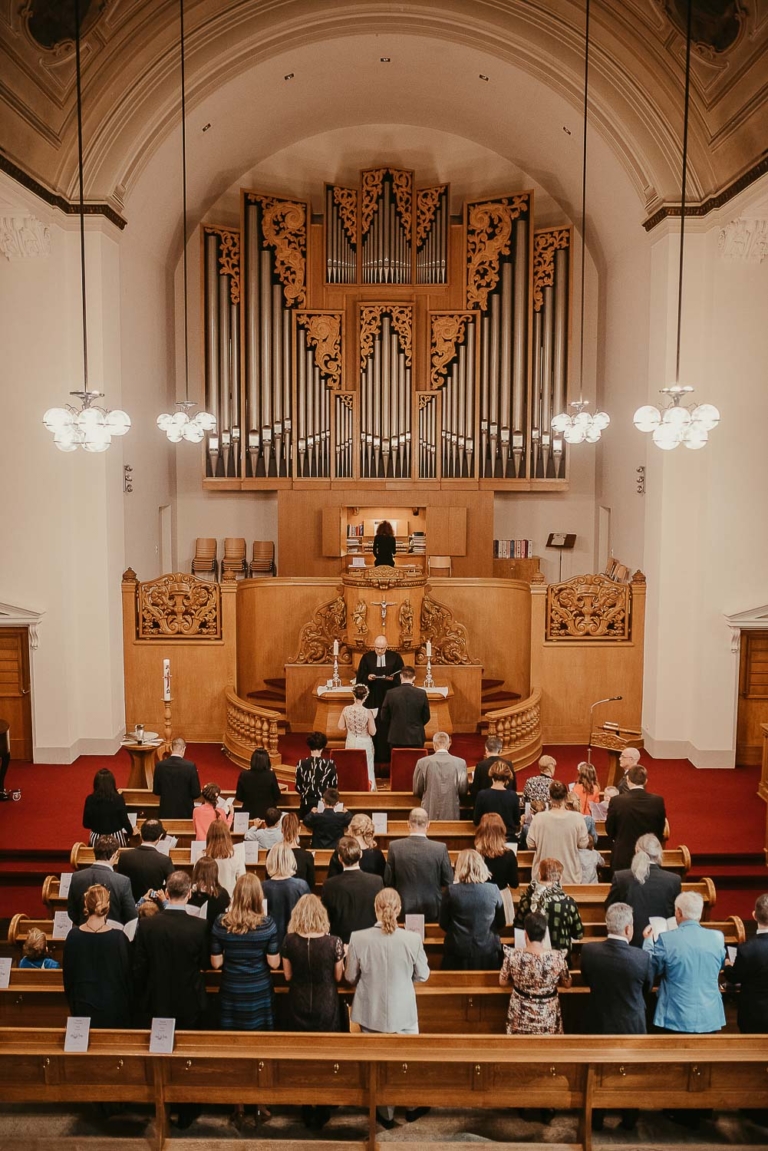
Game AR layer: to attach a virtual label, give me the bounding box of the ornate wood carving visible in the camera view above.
[418,594,478,665]
[418,393,435,410]
[546,574,632,641]
[360,169,386,237]
[390,169,412,236]
[430,312,472,390]
[294,594,352,664]
[533,228,570,312]
[333,186,358,244]
[296,312,343,389]
[343,565,423,590]
[338,393,353,410]
[359,305,413,368]
[398,599,414,648]
[249,195,307,307]
[137,573,221,640]
[204,226,241,305]
[466,195,529,311]
[352,599,369,645]
[416,186,447,248]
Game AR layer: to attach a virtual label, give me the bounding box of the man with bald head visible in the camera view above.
[616,746,641,793]
[355,634,404,764]
[384,807,453,919]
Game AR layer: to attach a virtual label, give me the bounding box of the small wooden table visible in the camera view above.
[122,740,162,789]
[313,683,453,746]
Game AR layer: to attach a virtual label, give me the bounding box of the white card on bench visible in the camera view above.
[514,928,526,950]
[0,958,11,989]
[190,840,206,864]
[64,1017,91,1053]
[128,812,138,829]
[53,911,73,939]
[233,811,250,835]
[244,842,259,864]
[372,813,388,835]
[149,1017,175,1054]
[58,873,73,897]
[404,914,425,940]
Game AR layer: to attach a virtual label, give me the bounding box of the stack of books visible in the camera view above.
[410,531,426,554]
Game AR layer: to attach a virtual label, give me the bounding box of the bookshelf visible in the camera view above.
[322,505,428,568]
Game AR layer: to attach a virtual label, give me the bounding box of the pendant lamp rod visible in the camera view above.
[74,0,89,393]
[577,0,590,405]
[674,0,693,385]
[179,0,190,403]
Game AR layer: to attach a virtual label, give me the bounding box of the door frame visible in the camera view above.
[0,601,44,762]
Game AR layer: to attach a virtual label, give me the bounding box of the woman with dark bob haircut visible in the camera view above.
[82,767,133,847]
[294,732,337,818]
[235,746,282,820]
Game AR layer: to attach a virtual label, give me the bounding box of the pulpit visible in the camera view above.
[589,723,643,789]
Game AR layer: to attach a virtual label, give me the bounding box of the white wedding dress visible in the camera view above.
[341,703,376,791]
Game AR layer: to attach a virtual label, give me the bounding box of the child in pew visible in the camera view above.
[19,927,60,969]
[244,807,284,850]
[577,833,605,885]
[303,789,353,849]
[518,798,545,850]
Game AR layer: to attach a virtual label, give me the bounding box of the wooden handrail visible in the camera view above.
[223,685,281,765]
[483,687,543,766]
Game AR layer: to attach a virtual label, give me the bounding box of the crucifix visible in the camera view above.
[372,598,397,626]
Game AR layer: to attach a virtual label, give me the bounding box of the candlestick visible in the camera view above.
[331,653,342,689]
[424,655,435,690]
[163,697,173,755]
[426,640,432,658]
[163,659,171,702]
[333,639,339,657]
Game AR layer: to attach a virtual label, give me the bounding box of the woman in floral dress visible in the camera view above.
[500,910,571,1034]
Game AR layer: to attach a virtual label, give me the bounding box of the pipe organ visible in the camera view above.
[200,166,572,490]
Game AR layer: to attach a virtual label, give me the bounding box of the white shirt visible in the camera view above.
[377,654,385,667]
[607,933,629,944]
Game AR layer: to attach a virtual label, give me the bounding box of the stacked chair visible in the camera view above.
[191,538,218,581]
[249,540,276,577]
[221,537,247,579]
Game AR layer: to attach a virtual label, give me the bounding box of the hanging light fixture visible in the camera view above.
[633,0,719,451]
[551,0,610,446]
[157,0,216,443]
[43,0,130,452]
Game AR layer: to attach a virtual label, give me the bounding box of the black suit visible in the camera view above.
[469,755,517,800]
[153,755,201,819]
[727,932,768,1032]
[67,863,137,926]
[605,865,681,946]
[132,907,209,1028]
[116,843,175,902]
[380,683,430,750]
[580,937,653,1033]
[605,788,666,873]
[321,868,384,943]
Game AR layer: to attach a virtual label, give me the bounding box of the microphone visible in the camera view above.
[590,696,622,708]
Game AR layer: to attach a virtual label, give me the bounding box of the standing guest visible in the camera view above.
[642,891,726,1033]
[413,732,468,820]
[354,635,404,764]
[724,893,768,1033]
[606,765,667,873]
[474,813,519,892]
[322,836,383,943]
[327,813,386,879]
[189,855,230,927]
[616,747,642,794]
[514,857,584,956]
[153,737,201,819]
[473,761,520,839]
[380,666,430,756]
[372,519,397,566]
[605,833,681,946]
[303,788,352,849]
[581,902,653,1032]
[470,735,516,799]
[67,836,137,927]
[20,927,59,969]
[235,747,282,820]
[522,754,558,807]
[281,894,346,1130]
[82,767,133,847]
[244,807,283,851]
[440,849,505,970]
[527,780,589,884]
[192,782,233,841]
[261,843,310,945]
[116,819,174,902]
[571,762,601,815]
[63,884,132,1028]
[578,834,605,885]
[277,812,315,888]
[345,888,430,1128]
[338,684,377,791]
[384,807,453,920]
[294,732,338,818]
[206,820,246,897]
[500,910,571,1034]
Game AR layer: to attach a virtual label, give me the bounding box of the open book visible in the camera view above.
[648,916,677,941]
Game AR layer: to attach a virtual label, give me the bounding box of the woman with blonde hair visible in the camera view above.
[276,811,315,887]
[63,884,132,1027]
[327,812,385,879]
[439,848,505,970]
[210,873,280,1031]
[571,761,601,816]
[20,927,59,969]
[192,782,233,841]
[262,842,310,945]
[205,819,245,896]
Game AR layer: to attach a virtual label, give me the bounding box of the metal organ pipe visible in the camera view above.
[499,259,513,477]
[245,206,259,474]
[259,249,273,475]
[218,271,231,469]
[553,246,567,423]
[541,287,554,477]
[480,314,490,476]
[205,233,220,436]
[466,321,476,477]
[532,310,543,477]
[512,220,527,476]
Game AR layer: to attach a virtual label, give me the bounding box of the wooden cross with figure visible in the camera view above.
[372,598,397,625]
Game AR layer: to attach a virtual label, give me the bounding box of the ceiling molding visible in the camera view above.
[0,151,127,229]
[642,149,768,231]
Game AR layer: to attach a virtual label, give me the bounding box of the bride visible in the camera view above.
[338,684,377,792]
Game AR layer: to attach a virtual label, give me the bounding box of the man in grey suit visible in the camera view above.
[384,807,453,919]
[67,835,137,926]
[413,732,468,820]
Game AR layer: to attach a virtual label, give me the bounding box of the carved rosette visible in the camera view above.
[416,186,447,249]
[398,599,414,648]
[296,312,343,389]
[333,186,358,245]
[418,594,478,665]
[360,169,386,236]
[137,573,221,639]
[293,595,352,664]
[430,312,472,390]
[359,305,413,369]
[546,574,631,641]
[466,195,529,311]
[204,226,241,305]
[250,195,307,307]
[533,228,570,312]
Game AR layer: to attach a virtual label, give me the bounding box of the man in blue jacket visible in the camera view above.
[642,890,725,1033]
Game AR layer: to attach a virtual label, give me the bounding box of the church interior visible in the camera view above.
[2,0,768,1146]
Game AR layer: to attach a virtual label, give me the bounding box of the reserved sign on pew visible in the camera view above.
[64,1017,90,1053]
[149,1018,175,1054]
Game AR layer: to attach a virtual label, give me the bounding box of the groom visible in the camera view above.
[355,635,404,764]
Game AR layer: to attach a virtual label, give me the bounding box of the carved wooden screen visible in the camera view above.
[136,573,222,640]
[545,574,631,642]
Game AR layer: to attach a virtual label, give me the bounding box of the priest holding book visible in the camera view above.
[355,636,404,764]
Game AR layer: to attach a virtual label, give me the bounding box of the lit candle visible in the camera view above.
[333,640,339,657]
[426,640,432,658]
[163,659,171,702]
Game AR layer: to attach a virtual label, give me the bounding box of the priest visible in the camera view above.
[355,635,404,765]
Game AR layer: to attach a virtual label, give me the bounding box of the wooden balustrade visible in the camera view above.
[483,687,542,766]
[223,685,282,766]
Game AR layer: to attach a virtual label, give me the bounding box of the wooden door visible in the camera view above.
[0,627,33,761]
[737,631,768,765]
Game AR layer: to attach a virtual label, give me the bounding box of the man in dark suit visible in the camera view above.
[67,835,137,926]
[384,807,453,919]
[322,836,383,942]
[605,832,681,945]
[380,666,430,756]
[116,819,174,901]
[356,636,405,763]
[153,736,201,819]
[605,765,666,872]
[469,734,517,799]
[725,892,768,1032]
[616,747,641,794]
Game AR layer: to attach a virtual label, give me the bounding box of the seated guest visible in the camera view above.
[581,902,652,1033]
[244,806,283,850]
[413,731,468,821]
[153,736,201,819]
[605,833,681,946]
[473,760,520,839]
[724,893,768,1033]
[474,812,519,892]
[327,813,386,880]
[514,857,584,956]
[518,797,545,850]
[235,747,282,820]
[116,818,174,901]
[322,836,383,943]
[522,754,558,807]
[303,788,352,849]
[606,764,666,872]
[384,807,453,920]
[189,855,230,927]
[500,910,571,1034]
[295,732,337,818]
[570,761,601,815]
[527,781,589,884]
[206,820,246,897]
[276,811,315,888]
[439,849,505,970]
[20,927,59,970]
[565,788,598,845]
[261,842,310,945]
[82,767,133,847]
[578,834,605,885]
[642,891,726,1033]
[470,734,516,799]
[192,782,233,841]
[63,884,132,1028]
[67,835,137,927]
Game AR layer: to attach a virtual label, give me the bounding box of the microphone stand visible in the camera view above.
[586,696,622,765]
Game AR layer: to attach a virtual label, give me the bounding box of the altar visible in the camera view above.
[313,682,453,746]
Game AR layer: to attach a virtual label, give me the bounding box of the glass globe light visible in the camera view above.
[574,410,591,427]
[182,422,204,443]
[652,423,682,450]
[105,410,131,436]
[683,426,708,450]
[551,413,570,433]
[633,405,661,432]
[53,426,78,452]
[167,427,184,443]
[43,407,74,431]
[195,411,217,431]
[592,411,611,430]
[78,407,105,429]
[585,425,602,443]
[691,403,719,431]
[663,405,691,428]
[563,423,586,444]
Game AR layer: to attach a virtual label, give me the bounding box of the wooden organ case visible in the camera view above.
[200,168,572,491]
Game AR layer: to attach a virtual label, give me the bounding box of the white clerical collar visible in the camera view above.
[377,654,386,666]
[607,933,629,944]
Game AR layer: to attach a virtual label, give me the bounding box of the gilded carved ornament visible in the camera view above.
[418,594,478,665]
[360,168,412,238]
[343,565,423,590]
[418,393,436,411]
[466,195,529,312]
[352,600,369,642]
[359,305,413,369]
[293,595,352,664]
[390,169,413,237]
[416,186,447,248]
[137,573,221,639]
[398,599,414,648]
[249,195,307,308]
[333,186,358,244]
[204,226,241,305]
[546,573,631,641]
[430,313,473,390]
[296,312,343,390]
[532,228,570,313]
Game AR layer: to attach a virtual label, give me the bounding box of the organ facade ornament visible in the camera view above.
[718,218,768,263]
[248,194,307,307]
[204,226,241,303]
[465,195,529,311]
[136,573,221,639]
[296,311,343,390]
[429,312,472,390]
[332,186,358,243]
[533,228,570,312]
[293,594,351,664]
[0,214,50,260]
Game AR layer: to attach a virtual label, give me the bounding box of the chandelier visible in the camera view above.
[157,401,216,443]
[552,400,610,444]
